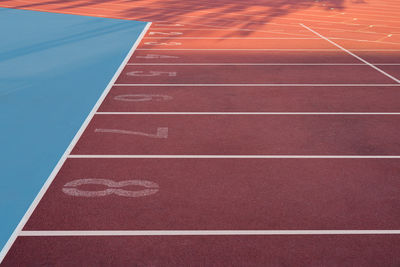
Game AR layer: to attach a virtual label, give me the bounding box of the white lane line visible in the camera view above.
[329,37,400,46]
[149,27,312,34]
[137,49,400,51]
[0,22,153,264]
[68,155,400,159]
[137,49,342,51]
[300,24,400,84]
[144,37,322,39]
[19,230,400,236]
[148,28,314,36]
[113,84,400,87]
[150,21,315,37]
[96,112,400,115]
[127,63,400,66]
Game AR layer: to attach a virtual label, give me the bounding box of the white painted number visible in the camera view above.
[95,127,168,138]
[114,94,172,102]
[127,71,177,77]
[63,179,159,197]
[136,54,179,59]
[149,32,182,36]
[144,42,181,46]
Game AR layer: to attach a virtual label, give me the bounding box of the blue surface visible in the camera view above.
[0,8,146,250]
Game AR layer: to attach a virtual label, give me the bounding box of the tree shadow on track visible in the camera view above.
[122,0,350,35]
[1,0,369,36]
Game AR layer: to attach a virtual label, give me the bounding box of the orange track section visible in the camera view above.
[2,0,400,44]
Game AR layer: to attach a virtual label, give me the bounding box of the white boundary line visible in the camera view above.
[144,37,400,45]
[144,37,322,39]
[148,28,314,37]
[150,21,314,37]
[68,155,400,159]
[19,230,400,236]
[300,24,400,84]
[113,84,400,87]
[0,22,152,264]
[137,49,342,51]
[136,49,400,51]
[127,63,400,66]
[96,112,400,115]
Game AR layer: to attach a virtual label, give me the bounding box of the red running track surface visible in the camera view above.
[100,86,400,112]
[4,235,400,266]
[116,64,394,84]
[22,158,400,230]
[72,114,400,155]
[2,0,400,265]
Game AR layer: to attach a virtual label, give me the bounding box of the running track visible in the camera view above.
[2,0,400,265]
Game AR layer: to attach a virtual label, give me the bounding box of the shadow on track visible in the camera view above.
[3,0,369,36]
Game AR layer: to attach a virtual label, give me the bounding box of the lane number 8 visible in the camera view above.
[62,179,159,197]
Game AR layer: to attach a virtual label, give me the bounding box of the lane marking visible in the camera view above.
[114,94,172,102]
[135,54,180,59]
[127,63,400,66]
[149,32,183,36]
[126,71,177,77]
[300,24,400,84]
[63,179,159,198]
[95,127,168,138]
[144,37,322,39]
[137,49,400,51]
[18,230,400,236]
[154,24,185,27]
[143,42,182,46]
[148,27,399,37]
[68,155,400,159]
[149,28,314,36]
[152,20,319,37]
[143,36,400,46]
[137,49,343,51]
[96,112,400,115]
[0,22,153,265]
[114,84,400,87]
[150,22,314,37]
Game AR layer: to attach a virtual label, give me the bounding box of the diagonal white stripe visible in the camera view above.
[300,24,400,84]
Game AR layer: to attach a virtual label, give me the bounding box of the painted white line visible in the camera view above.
[68,155,400,159]
[144,37,322,39]
[96,112,400,115]
[300,24,400,84]
[0,22,153,264]
[137,49,342,51]
[19,230,400,236]
[328,37,400,46]
[148,28,313,36]
[137,49,400,51]
[127,63,400,66]
[113,84,400,87]
[150,22,314,37]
